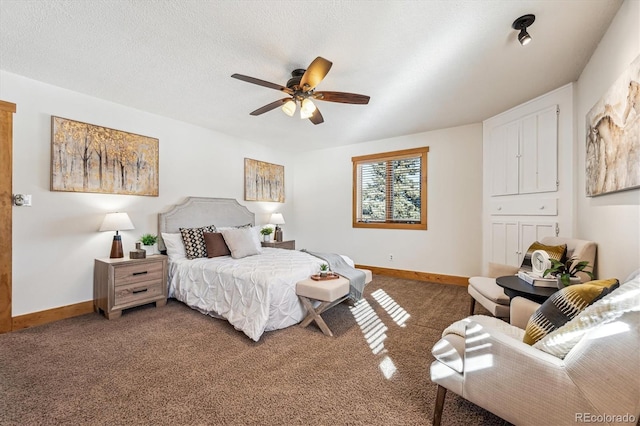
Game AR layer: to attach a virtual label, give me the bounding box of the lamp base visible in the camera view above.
[109,235,124,258]
[274,226,283,242]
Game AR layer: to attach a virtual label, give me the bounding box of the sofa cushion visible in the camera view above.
[468,277,510,304]
[523,279,620,345]
[534,276,640,358]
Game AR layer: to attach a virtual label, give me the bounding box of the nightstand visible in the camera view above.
[261,240,295,250]
[94,255,168,319]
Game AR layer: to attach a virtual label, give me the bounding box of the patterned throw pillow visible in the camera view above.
[523,278,620,345]
[203,232,231,258]
[179,225,216,259]
[520,241,567,272]
[534,277,640,358]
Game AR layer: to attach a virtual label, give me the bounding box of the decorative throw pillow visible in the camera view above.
[161,232,187,261]
[534,276,639,358]
[203,232,231,258]
[179,225,216,259]
[523,278,620,345]
[520,241,567,272]
[220,227,262,259]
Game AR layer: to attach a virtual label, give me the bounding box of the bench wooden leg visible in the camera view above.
[299,296,334,337]
[469,296,476,316]
[433,384,447,426]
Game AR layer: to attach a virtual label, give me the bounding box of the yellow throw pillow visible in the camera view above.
[523,279,620,345]
[520,241,567,272]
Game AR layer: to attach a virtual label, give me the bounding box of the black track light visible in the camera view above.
[512,14,535,46]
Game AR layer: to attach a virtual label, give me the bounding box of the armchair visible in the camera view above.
[468,237,597,319]
[430,273,639,426]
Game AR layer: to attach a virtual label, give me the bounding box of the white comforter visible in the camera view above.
[168,248,353,341]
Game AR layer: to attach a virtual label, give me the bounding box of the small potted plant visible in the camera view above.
[319,263,330,278]
[543,256,594,288]
[140,233,158,255]
[260,226,274,242]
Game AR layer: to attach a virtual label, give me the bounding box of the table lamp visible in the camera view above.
[99,212,135,258]
[270,213,285,242]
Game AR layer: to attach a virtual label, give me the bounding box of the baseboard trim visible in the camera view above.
[355,264,468,287]
[12,301,94,331]
[8,266,467,331]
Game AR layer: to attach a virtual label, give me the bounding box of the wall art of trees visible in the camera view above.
[51,117,159,196]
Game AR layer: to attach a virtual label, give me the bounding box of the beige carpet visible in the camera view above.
[0,275,511,425]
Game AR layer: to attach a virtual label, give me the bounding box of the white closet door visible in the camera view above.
[490,122,519,196]
[519,105,558,194]
[490,221,519,266]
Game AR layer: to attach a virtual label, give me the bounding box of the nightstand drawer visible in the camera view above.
[114,281,164,307]
[114,261,164,286]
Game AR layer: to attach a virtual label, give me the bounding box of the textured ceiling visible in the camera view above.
[0,0,622,152]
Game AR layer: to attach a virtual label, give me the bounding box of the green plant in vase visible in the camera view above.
[260,227,274,242]
[140,233,158,254]
[319,263,329,277]
[543,256,594,287]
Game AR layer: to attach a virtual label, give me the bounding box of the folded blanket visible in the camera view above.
[302,250,367,301]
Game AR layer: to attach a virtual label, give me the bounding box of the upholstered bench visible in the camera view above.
[296,269,372,337]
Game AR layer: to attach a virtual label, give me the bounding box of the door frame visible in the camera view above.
[0,100,16,333]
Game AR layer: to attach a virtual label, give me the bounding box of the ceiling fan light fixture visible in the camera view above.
[281,99,296,116]
[301,98,316,114]
[512,14,535,46]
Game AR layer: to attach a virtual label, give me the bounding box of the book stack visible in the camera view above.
[517,270,557,288]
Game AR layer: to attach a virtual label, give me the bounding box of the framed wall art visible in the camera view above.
[244,158,284,202]
[585,55,640,197]
[51,116,159,196]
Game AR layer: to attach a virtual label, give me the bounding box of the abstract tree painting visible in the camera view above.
[51,117,159,196]
[586,55,640,196]
[244,158,284,202]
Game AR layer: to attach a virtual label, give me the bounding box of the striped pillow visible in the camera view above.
[523,279,619,345]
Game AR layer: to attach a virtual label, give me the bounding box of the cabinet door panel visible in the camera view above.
[490,123,519,196]
[490,221,519,266]
[535,106,558,192]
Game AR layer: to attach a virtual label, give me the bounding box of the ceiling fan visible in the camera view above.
[231,57,370,125]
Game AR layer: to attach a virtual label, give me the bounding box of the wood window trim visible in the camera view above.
[352,146,428,230]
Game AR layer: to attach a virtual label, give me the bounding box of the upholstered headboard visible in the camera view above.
[157,197,255,252]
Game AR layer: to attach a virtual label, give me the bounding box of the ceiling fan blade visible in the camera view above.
[308,107,324,125]
[314,91,370,104]
[249,98,290,116]
[300,57,332,92]
[231,74,293,95]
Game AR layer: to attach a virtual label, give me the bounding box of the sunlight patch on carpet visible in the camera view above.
[371,289,411,327]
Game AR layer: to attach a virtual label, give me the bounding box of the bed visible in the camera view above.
[158,197,360,341]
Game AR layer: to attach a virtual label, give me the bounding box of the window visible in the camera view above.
[352,147,428,230]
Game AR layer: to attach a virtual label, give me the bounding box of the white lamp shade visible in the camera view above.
[269,213,285,225]
[99,212,135,232]
[281,100,296,117]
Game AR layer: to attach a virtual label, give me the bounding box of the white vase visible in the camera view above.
[263,234,271,242]
[144,243,157,255]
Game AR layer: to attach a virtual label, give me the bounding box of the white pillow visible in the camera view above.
[220,227,263,259]
[161,232,187,261]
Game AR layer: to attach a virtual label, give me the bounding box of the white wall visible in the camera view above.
[2,71,296,316]
[291,124,483,277]
[575,0,640,280]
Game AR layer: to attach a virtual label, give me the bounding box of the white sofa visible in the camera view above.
[431,271,640,426]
